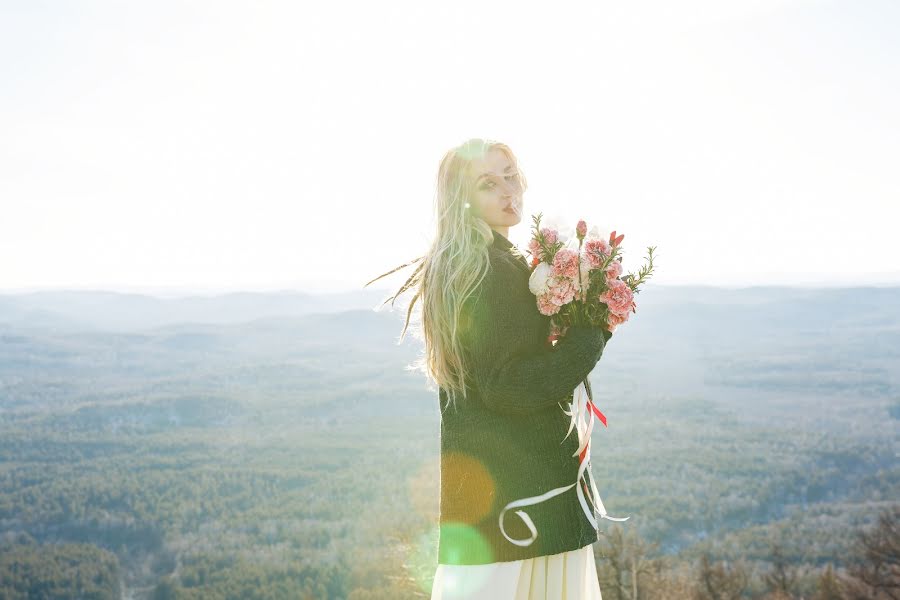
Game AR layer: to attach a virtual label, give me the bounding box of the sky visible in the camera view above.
[1,0,897,296]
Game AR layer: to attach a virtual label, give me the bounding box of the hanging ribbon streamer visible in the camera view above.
[498,379,629,547]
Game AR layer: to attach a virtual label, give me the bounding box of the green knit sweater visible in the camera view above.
[437,228,613,565]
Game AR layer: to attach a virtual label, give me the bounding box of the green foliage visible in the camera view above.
[0,540,121,599]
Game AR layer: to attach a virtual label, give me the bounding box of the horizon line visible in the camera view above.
[2,276,900,299]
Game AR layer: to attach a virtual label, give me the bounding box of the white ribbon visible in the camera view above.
[498,379,630,547]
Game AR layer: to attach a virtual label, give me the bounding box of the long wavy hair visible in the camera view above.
[364,138,528,413]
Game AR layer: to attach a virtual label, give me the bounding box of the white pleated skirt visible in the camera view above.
[430,542,602,600]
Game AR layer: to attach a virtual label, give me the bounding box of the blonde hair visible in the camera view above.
[364,138,528,413]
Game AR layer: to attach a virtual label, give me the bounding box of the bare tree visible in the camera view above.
[811,564,846,600]
[763,542,799,598]
[840,504,900,600]
[641,556,699,600]
[694,553,750,600]
[595,524,662,600]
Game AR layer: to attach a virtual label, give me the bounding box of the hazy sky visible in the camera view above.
[1,0,897,295]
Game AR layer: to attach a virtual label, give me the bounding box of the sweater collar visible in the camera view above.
[491,229,531,272]
[491,228,514,251]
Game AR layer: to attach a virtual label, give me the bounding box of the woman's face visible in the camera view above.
[468,148,523,231]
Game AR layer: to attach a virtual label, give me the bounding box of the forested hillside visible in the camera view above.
[0,286,897,598]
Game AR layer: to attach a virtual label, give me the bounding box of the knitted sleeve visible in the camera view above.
[465,252,610,416]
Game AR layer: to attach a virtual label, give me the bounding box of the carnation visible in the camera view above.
[571,257,591,301]
[549,276,577,306]
[551,248,580,280]
[608,310,630,332]
[583,238,612,269]
[537,293,561,316]
[540,227,558,245]
[598,278,634,317]
[605,260,623,281]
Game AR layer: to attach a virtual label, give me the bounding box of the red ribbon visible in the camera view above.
[576,380,608,463]
[578,400,608,463]
[587,399,607,428]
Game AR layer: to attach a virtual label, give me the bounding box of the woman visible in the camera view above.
[368,138,612,599]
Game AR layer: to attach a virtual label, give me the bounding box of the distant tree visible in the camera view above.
[151,577,178,600]
[0,542,121,600]
[763,542,799,597]
[596,524,662,600]
[812,564,846,600]
[840,504,900,600]
[760,592,795,600]
[640,557,698,600]
[694,553,749,600]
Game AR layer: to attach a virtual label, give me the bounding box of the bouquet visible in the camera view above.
[524,211,655,428]
[525,212,656,339]
[497,213,656,547]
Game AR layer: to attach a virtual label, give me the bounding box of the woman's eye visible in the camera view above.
[481,175,517,190]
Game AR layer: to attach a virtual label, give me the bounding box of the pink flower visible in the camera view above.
[608,310,630,332]
[540,227,558,245]
[576,220,587,238]
[583,238,612,269]
[605,260,623,281]
[598,279,634,317]
[537,293,561,315]
[548,277,576,306]
[527,238,541,260]
[551,248,580,279]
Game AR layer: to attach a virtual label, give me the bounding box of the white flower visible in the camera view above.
[587,223,611,242]
[528,262,552,295]
[575,257,591,292]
